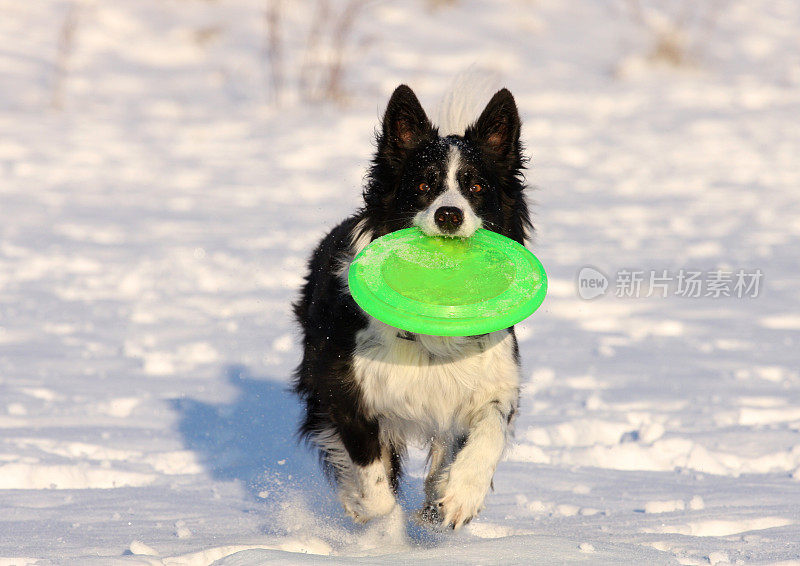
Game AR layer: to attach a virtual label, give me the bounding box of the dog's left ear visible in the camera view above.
[466,88,521,160]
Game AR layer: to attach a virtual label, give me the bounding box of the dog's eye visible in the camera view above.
[418,182,430,193]
[470,183,483,194]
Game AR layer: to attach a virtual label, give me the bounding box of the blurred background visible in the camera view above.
[1,1,799,563]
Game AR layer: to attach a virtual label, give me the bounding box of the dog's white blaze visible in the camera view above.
[413,145,482,238]
[445,143,461,193]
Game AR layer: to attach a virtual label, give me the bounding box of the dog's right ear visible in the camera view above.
[380,85,434,162]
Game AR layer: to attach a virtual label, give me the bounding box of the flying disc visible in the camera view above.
[348,227,547,336]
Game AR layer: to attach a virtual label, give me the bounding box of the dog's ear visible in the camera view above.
[380,85,434,160]
[466,88,521,160]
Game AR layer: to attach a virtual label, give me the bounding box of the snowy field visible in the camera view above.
[1,0,800,564]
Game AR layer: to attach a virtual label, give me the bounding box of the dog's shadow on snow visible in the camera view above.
[170,365,438,545]
[170,365,321,497]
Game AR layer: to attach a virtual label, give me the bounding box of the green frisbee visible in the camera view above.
[348,227,547,336]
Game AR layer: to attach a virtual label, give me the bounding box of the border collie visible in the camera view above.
[293,83,530,529]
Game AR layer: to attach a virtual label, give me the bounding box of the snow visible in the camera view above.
[1,0,800,564]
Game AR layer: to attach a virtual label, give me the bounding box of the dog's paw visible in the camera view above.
[436,477,490,530]
[339,484,397,524]
[413,503,442,526]
[338,460,398,524]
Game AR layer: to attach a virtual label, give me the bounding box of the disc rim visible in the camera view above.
[348,228,547,336]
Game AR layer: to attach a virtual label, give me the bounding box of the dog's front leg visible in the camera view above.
[437,401,512,529]
[415,436,455,525]
[327,416,398,524]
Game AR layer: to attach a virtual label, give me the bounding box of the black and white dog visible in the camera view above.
[293,83,531,529]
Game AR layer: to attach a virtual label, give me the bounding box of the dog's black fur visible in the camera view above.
[293,84,530,525]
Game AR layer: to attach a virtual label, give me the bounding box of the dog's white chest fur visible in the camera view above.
[352,319,519,442]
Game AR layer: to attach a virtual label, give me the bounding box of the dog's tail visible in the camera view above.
[435,66,504,136]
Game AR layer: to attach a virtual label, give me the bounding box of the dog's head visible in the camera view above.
[364,84,530,245]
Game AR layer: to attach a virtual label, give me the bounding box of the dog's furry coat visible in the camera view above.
[293,83,531,529]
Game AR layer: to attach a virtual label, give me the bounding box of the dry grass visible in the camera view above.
[266,0,371,105]
[616,0,726,75]
[52,1,80,109]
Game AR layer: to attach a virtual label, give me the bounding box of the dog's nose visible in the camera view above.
[434,206,463,233]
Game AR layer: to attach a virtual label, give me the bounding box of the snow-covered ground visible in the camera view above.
[1,0,799,564]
